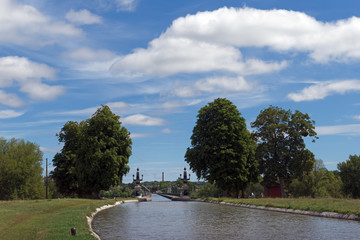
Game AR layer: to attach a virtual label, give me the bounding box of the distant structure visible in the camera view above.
[180,168,190,198]
[133,168,143,197]
[162,172,164,182]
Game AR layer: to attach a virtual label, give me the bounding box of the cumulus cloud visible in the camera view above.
[122,114,165,126]
[0,0,82,45]
[0,56,64,103]
[111,36,287,77]
[288,80,360,102]
[111,7,360,78]
[0,110,24,119]
[115,0,138,12]
[65,9,102,25]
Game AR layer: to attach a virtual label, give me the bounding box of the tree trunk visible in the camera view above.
[236,185,240,199]
[241,186,245,198]
[279,177,286,198]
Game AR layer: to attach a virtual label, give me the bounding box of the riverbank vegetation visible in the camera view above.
[206,197,360,217]
[0,198,121,240]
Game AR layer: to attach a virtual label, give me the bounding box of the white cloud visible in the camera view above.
[316,124,360,136]
[0,0,82,46]
[20,82,65,100]
[288,80,360,102]
[111,36,287,77]
[130,133,151,138]
[0,90,26,107]
[111,7,360,78]
[115,0,138,12]
[354,115,360,120]
[171,76,254,98]
[65,47,116,61]
[0,110,24,119]
[53,101,129,116]
[0,56,64,102]
[40,146,62,153]
[65,9,102,25]
[122,114,165,126]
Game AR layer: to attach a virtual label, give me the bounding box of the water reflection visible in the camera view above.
[93,194,360,240]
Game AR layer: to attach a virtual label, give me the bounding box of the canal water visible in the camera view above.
[92,194,360,240]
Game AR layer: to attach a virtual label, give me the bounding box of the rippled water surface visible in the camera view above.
[92,194,360,240]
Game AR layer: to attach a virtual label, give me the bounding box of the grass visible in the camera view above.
[0,198,127,240]
[207,197,360,216]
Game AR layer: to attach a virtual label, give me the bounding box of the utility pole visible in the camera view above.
[46,158,48,199]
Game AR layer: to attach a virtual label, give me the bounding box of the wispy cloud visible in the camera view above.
[115,0,138,12]
[0,110,24,119]
[65,9,102,25]
[122,114,165,126]
[316,124,360,136]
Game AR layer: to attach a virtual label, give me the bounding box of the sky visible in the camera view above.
[1,0,360,183]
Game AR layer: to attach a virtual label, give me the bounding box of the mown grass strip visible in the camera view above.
[207,197,360,216]
[0,198,127,240]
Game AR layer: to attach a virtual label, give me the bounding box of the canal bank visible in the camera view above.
[205,199,360,221]
[88,199,139,239]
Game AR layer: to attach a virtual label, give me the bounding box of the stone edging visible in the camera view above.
[87,200,139,240]
[205,200,360,221]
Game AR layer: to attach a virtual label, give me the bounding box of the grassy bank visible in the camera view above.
[0,198,126,240]
[207,197,360,216]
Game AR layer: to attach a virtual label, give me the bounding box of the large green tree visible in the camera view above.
[185,98,257,198]
[251,106,317,197]
[51,105,132,198]
[338,155,360,198]
[0,138,44,200]
[51,121,81,196]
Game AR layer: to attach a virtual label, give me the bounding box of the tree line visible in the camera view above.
[185,98,360,198]
[0,101,359,200]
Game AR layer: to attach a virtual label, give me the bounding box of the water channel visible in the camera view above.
[93,194,360,240]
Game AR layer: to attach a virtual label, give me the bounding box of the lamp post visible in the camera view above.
[180,168,190,197]
[133,168,143,197]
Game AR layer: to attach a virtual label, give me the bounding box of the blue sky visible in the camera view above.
[1,0,360,183]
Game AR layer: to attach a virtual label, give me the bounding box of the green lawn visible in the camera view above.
[0,198,124,240]
[208,197,360,216]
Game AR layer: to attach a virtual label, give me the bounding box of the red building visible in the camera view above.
[264,183,281,198]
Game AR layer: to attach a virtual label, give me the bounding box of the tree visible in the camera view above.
[51,121,81,197]
[51,105,132,198]
[338,155,360,198]
[289,159,343,198]
[251,106,317,197]
[0,138,44,200]
[185,98,257,198]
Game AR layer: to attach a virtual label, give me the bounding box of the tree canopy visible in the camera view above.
[0,138,44,200]
[185,98,257,198]
[51,105,132,198]
[338,155,360,198]
[251,105,317,197]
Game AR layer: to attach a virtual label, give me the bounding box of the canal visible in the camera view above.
[92,194,360,240]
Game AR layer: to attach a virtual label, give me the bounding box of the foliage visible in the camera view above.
[51,105,132,198]
[191,183,223,198]
[251,106,317,197]
[289,159,343,198]
[244,182,264,198]
[338,155,360,198]
[185,98,258,198]
[100,186,131,198]
[0,138,44,200]
[51,121,81,197]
